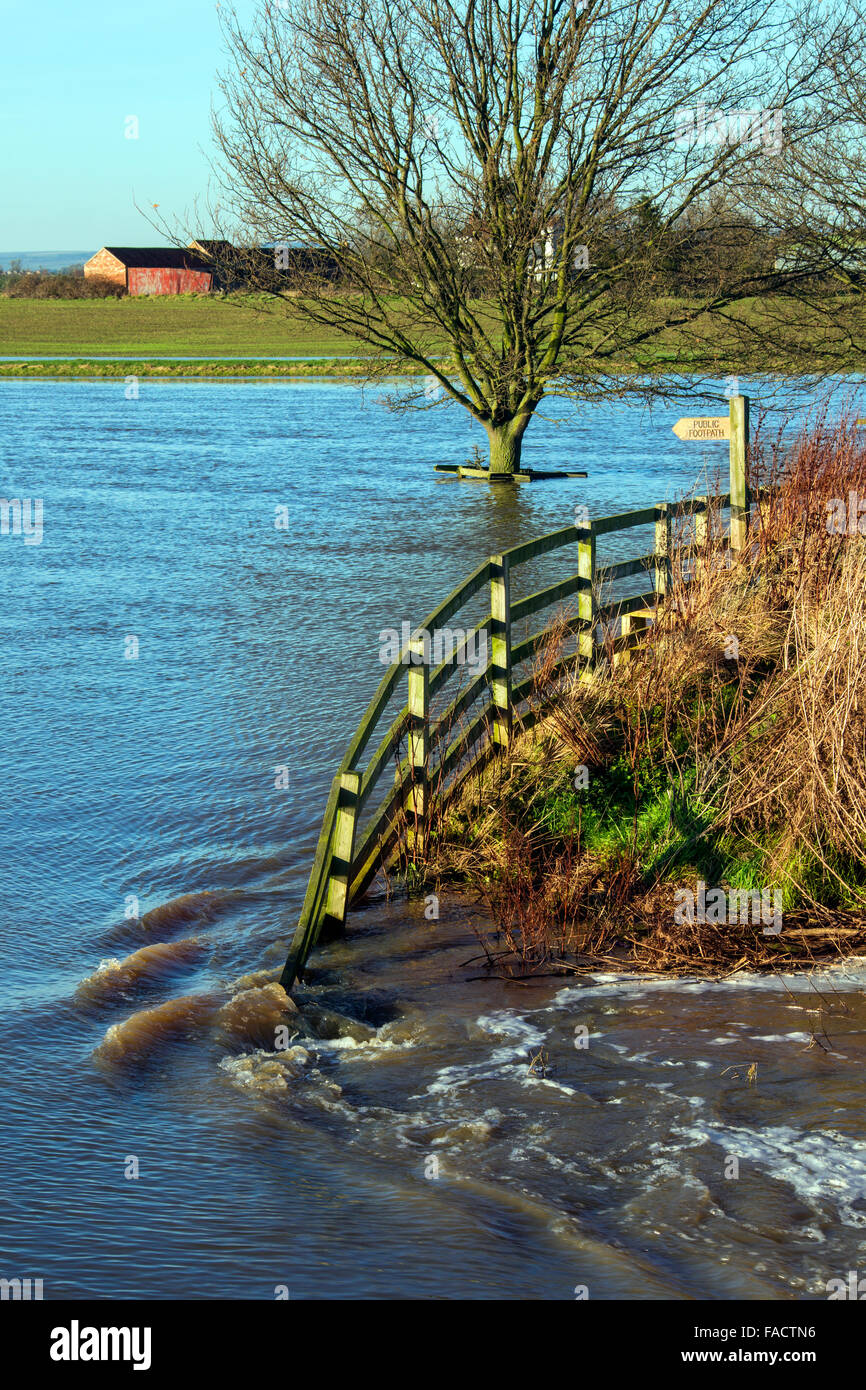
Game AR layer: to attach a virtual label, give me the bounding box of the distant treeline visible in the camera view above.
[3,202,863,299]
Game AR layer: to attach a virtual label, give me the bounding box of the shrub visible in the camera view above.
[3,272,126,299]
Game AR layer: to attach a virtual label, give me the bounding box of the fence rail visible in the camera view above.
[280,398,760,989]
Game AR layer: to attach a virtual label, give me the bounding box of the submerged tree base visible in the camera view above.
[434,464,588,483]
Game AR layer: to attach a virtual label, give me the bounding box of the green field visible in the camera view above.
[0,294,367,357]
[1,290,863,378]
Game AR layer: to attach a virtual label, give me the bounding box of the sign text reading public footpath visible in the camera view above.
[672,416,731,442]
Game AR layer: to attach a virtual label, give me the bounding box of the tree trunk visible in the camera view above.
[484,415,531,477]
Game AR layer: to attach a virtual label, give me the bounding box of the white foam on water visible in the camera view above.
[521,1075,580,1097]
[596,1040,689,1066]
[315,1033,417,1057]
[750,1032,813,1043]
[419,1010,549,1098]
[672,1119,866,1227]
[552,958,866,1007]
[92,956,123,977]
[219,1046,310,1094]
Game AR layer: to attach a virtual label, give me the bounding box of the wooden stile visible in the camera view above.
[654,503,671,599]
[489,553,512,746]
[322,771,361,935]
[282,461,770,989]
[577,524,596,676]
[406,635,430,834]
[729,395,750,552]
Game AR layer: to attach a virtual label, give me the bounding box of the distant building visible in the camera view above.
[188,240,236,290]
[266,245,341,281]
[84,239,342,295]
[188,238,234,261]
[530,225,562,281]
[455,211,589,282]
[84,246,214,295]
[529,222,592,281]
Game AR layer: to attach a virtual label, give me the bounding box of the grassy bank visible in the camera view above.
[408,418,866,978]
[0,358,400,379]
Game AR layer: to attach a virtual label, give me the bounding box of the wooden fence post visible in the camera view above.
[616,610,649,667]
[695,495,709,549]
[577,521,596,675]
[729,394,750,552]
[489,553,512,745]
[693,493,709,586]
[406,633,430,836]
[655,503,671,600]
[323,770,361,934]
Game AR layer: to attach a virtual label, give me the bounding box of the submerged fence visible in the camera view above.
[280,397,757,990]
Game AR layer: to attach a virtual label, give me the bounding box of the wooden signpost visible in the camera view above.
[672,395,750,550]
[672,415,730,442]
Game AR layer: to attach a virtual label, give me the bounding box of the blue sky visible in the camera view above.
[0,1,245,251]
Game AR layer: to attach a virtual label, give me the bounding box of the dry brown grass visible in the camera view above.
[423,412,866,977]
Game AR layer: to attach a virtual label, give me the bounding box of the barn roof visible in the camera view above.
[188,239,234,258]
[99,247,212,270]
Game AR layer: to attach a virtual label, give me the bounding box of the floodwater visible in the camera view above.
[2,375,865,1299]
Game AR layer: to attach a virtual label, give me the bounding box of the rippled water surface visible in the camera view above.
[2,376,865,1299]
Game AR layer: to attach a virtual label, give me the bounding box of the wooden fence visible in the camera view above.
[280,396,756,990]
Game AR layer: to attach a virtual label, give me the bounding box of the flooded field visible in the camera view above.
[2,376,864,1298]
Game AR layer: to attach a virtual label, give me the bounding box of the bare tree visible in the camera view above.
[212,0,853,476]
[766,2,866,301]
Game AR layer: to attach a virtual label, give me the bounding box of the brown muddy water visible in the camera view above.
[2,376,864,1299]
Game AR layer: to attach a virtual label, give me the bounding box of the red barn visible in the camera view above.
[84,246,214,295]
